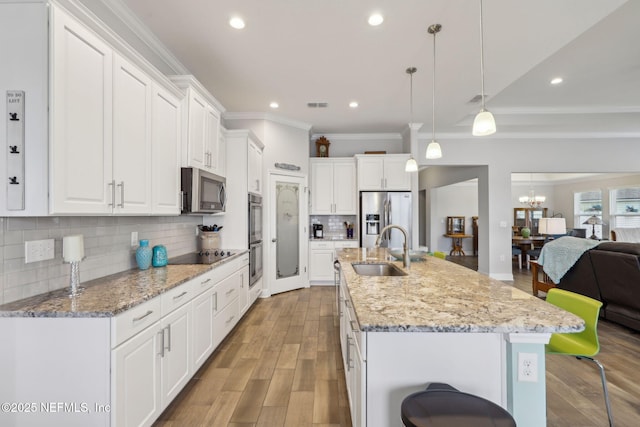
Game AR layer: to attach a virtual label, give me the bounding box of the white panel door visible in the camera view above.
[205,106,220,173]
[112,322,162,427]
[333,160,357,214]
[161,303,191,408]
[383,156,411,190]
[151,84,181,214]
[186,91,207,169]
[50,5,113,213]
[113,54,152,214]
[357,157,385,191]
[191,289,214,371]
[310,161,334,214]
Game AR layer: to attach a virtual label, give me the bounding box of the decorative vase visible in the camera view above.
[136,240,152,270]
[520,227,531,238]
[152,245,168,267]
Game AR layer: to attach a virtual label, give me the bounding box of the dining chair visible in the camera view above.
[545,288,614,426]
[526,234,566,269]
[512,246,522,270]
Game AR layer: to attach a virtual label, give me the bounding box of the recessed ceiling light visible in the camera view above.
[368,13,384,26]
[269,102,279,109]
[550,77,563,85]
[229,17,245,29]
[349,101,359,108]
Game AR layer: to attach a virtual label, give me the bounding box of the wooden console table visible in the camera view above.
[443,234,473,256]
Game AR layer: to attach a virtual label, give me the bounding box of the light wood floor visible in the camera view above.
[155,258,640,426]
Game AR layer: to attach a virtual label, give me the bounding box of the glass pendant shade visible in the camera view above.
[405,156,418,172]
[472,109,496,136]
[426,141,442,159]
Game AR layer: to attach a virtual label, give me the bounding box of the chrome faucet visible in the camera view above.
[375,224,410,269]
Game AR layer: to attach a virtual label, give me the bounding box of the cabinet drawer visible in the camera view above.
[310,241,334,249]
[334,241,358,249]
[213,297,239,348]
[191,269,216,295]
[161,279,196,315]
[111,297,162,348]
[214,273,240,313]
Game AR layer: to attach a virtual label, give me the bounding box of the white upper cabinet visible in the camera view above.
[50,5,114,214]
[151,85,182,214]
[171,76,226,177]
[112,53,153,214]
[356,154,411,191]
[10,2,183,215]
[248,139,263,195]
[310,158,356,215]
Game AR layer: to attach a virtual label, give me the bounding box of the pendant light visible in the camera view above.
[426,24,442,160]
[472,0,496,136]
[405,67,419,172]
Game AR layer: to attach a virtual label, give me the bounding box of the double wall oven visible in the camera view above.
[248,194,263,287]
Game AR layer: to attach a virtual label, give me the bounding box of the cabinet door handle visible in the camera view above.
[226,315,235,325]
[117,181,125,208]
[173,291,188,300]
[346,334,352,371]
[256,179,260,192]
[132,310,153,322]
[201,278,212,285]
[158,330,165,357]
[165,325,171,352]
[108,180,116,207]
[213,292,218,311]
[350,320,359,332]
[384,178,388,188]
[225,288,235,296]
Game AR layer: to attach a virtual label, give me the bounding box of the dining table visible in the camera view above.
[512,235,547,268]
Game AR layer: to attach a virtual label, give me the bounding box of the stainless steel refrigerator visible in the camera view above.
[360,191,412,249]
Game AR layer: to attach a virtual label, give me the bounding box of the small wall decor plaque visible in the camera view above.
[6,90,25,210]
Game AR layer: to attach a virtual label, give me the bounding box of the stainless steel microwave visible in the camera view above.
[180,168,226,214]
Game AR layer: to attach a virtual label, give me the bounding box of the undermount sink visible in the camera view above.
[351,262,408,277]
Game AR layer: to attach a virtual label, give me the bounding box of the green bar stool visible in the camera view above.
[433,251,446,259]
[401,383,515,427]
[545,288,614,426]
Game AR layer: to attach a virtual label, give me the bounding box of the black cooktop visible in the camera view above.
[169,250,236,265]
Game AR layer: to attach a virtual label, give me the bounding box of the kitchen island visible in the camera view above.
[335,248,583,427]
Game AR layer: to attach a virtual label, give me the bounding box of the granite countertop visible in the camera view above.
[0,252,247,318]
[336,248,584,334]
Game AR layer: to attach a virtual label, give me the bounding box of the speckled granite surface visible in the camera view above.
[0,253,246,318]
[336,248,584,334]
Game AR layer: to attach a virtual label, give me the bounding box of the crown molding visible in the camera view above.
[223,112,313,131]
[310,133,403,142]
[97,0,189,75]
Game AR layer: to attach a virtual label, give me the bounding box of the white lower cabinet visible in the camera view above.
[310,240,358,282]
[339,268,366,427]
[192,287,215,371]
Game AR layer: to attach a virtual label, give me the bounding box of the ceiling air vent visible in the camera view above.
[307,102,329,108]
[468,94,485,104]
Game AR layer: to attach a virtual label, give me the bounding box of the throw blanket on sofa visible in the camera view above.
[538,236,601,284]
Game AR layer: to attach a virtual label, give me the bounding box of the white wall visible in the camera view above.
[309,134,403,157]
[432,182,478,254]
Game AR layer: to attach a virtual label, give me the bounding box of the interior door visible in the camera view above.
[268,172,308,295]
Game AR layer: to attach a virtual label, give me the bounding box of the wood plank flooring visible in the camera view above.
[155,258,640,426]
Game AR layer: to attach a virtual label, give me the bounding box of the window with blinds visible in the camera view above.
[574,190,603,239]
[610,187,640,228]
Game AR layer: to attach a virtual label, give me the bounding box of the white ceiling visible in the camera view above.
[118,0,640,138]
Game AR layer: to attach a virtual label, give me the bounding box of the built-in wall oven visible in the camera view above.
[248,194,263,287]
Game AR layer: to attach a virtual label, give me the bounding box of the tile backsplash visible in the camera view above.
[0,216,203,305]
[310,215,357,240]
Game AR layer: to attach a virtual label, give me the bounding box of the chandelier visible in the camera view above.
[519,189,545,208]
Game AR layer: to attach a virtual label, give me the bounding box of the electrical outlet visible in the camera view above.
[518,352,538,382]
[25,239,55,263]
[131,231,138,247]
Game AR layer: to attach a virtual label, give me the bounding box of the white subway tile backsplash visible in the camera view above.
[0,215,203,304]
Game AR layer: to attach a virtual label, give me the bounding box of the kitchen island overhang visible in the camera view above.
[334,247,583,427]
